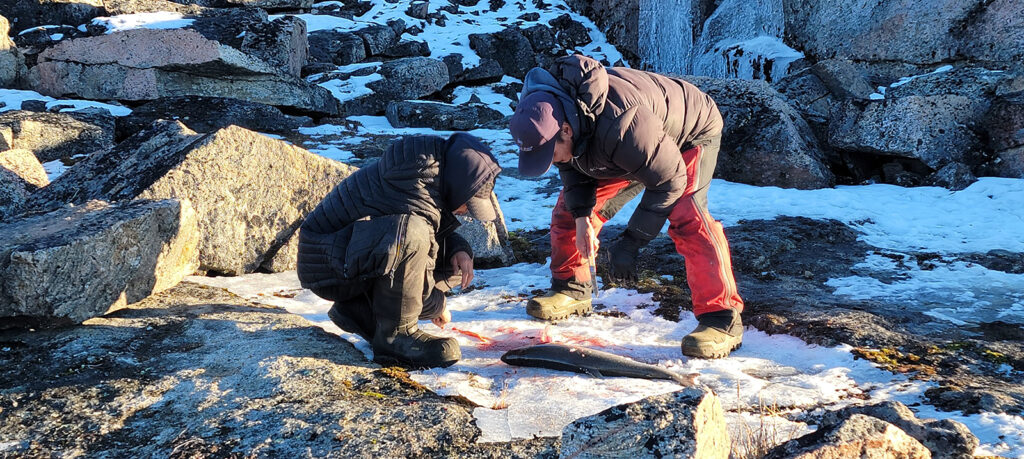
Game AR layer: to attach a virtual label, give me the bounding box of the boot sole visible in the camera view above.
[681,338,743,359]
[372,353,459,370]
[526,300,593,321]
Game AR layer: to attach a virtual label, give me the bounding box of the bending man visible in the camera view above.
[509,54,744,359]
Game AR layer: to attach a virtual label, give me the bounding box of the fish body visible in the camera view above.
[500,343,697,386]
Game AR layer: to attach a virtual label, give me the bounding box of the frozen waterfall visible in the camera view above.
[638,0,804,82]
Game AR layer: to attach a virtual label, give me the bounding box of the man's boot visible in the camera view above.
[527,279,592,321]
[370,251,461,369]
[681,309,743,359]
[328,295,374,342]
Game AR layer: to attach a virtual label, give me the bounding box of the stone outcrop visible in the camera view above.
[565,0,638,63]
[784,0,1023,76]
[0,167,30,221]
[27,121,357,275]
[0,282,559,456]
[469,27,543,80]
[684,76,835,189]
[828,96,987,171]
[29,28,338,115]
[385,100,505,131]
[982,92,1024,178]
[0,149,48,190]
[818,402,978,459]
[338,57,449,115]
[560,388,730,459]
[455,192,513,267]
[308,30,367,66]
[240,16,308,79]
[0,0,104,34]
[1,15,28,88]
[765,414,931,459]
[0,109,115,162]
[0,199,200,328]
[115,96,312,140]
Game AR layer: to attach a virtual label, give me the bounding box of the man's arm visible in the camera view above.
[557,162,598,219]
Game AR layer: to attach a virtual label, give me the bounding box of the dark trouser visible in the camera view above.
[332,247,461,324]
[549,135,744,316]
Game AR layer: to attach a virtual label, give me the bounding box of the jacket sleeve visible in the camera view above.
[557,162,598,219]
[611,105,687,242]
[441,230,473,262]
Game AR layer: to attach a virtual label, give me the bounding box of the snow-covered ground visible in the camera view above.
[191,173,1024,456]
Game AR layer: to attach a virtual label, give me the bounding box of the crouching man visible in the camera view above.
[297,133,501,368]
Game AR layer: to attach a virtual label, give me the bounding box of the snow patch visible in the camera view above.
[91,12,195,34]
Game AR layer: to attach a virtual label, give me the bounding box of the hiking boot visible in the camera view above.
[328,300,374,342]
[681,309,743,359]
[372,324,461,369]
[527,290,592,321]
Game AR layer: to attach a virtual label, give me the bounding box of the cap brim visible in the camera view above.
[465,193,498,222]
[517,137,556,177]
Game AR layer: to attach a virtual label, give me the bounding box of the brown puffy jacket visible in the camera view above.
[522,55,724,241]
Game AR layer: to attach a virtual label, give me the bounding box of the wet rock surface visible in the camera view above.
[0,282,559,457]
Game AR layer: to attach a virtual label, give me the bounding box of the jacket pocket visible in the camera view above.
[338,215,409,280]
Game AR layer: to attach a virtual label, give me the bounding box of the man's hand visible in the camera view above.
[432,307,452,328]
[451,251,474,289]
[575,216,599,261]
[608,231,644,282]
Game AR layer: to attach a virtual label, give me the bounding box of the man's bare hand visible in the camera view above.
[432,307,451,328]
[451,251,474,289]
[575,216,599,260]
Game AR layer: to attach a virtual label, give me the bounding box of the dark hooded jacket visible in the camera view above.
[297,133,502,300]
[521,55,724,242]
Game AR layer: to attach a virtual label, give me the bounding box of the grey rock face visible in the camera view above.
[811,59,875,100]
[455,192,513,267]
[0,149,49,190]
[773,68,833,124]
[828,96,987,170]
[548,13,592,49]
[103,0,206,15]
[385,101,505,131]
[0,167,30,221]
[115,96,313,140]
[818,401,978,459]
[0,0,104,34]
[560,387,730,459]
[443,53,505,85]
[0,199,200,328]
[240,16,308,78]
[926,162,977,191]
[29,28,338,115]
[0,109,115,163]
[308,30,366,65]
[28,121,357,275]
[0,282,558,456]
[341,57,449,115]
[564,0,638,64]
[470,27,539,79]
[885,68,1015,100]
[1,15,28,88]
[766,414,931,459]
[684,76,835,189]
[784,0,1023,72]
[355,24,399,56]
[985,92,1024,153]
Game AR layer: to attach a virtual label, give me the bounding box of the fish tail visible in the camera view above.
[670,372,699,387]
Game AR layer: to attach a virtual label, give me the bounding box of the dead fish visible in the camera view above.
[500,343,698,386]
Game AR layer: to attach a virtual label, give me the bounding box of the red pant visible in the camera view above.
[549,142,744,316]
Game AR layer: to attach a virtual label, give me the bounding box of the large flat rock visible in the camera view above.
[28,121,357,275]
[0,199,200,328]
[29,28,337,115]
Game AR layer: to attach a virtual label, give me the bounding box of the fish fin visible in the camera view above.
[671,372,699,387]
[586,369,605,379]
